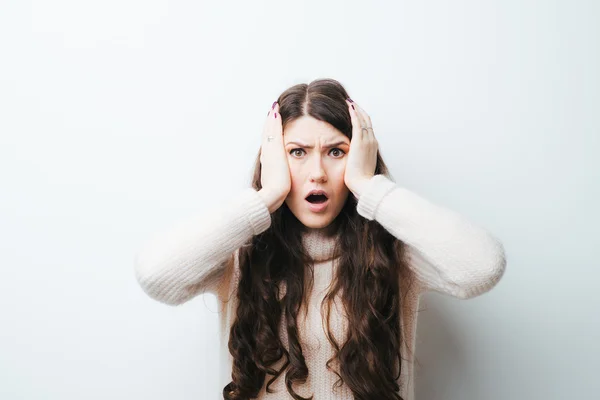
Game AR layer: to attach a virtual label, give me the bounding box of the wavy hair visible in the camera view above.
[223,78,417,400]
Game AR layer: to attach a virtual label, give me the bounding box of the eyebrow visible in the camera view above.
[285,140,349,149]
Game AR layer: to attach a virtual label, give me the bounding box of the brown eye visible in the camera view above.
[289,148,345,158]
[330,148,345,157]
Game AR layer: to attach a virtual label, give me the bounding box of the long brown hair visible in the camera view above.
[224,78,417,400]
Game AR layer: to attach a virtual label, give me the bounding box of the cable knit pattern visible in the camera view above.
[134,175,507,400]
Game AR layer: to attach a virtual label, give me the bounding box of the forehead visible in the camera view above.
[284,116,346,142]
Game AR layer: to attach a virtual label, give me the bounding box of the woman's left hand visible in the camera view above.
[344,99,378,199]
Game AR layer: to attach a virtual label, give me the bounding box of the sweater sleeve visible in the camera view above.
[356,174,507,299]
[133,187,272,306]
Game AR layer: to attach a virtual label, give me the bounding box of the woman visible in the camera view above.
[134,78,507,400]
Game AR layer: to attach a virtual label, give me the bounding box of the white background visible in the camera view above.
[1,1,598,399]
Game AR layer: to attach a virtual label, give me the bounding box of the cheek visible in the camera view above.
[332,159,347,174]
[288,166,302,195]
[333,163,347,181]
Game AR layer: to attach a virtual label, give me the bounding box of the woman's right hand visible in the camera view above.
[258,101,291,213]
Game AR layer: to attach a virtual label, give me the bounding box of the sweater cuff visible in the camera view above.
[241,188,272,235]
[356,174,397,221]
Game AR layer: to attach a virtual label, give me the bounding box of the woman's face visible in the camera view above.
[283,116,350,229]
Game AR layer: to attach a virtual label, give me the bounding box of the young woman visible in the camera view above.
[134,78,507,400]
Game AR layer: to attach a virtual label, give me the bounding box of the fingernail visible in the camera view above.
[347,98,354,103]
[274,112,277,118]
[272,101,277,109]
[351,105,355,110]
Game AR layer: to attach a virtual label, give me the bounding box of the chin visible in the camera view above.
[285,201,332,229]
[298,215,333,229]
[286,194,347,229]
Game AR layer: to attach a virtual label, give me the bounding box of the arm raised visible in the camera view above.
[133,188,272,305]
[357,174,507,299]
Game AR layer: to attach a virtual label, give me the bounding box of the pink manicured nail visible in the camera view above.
[272,101,277,109]
[274,112,277,118]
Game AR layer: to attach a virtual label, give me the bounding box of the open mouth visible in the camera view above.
[305,194,328,204]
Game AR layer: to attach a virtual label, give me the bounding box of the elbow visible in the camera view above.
[133,252,190,306]
[455,238,508,300]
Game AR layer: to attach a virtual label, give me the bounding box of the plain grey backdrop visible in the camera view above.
[1,0,598,399]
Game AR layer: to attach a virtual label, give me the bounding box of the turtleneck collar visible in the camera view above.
[300,225,342,262]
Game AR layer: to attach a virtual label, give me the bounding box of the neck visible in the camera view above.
[301,225,341,262]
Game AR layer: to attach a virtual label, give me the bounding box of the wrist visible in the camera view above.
[349,177,371,200]
[258,188,282,213]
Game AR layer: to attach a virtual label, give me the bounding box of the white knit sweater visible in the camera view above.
[134,174,507,400]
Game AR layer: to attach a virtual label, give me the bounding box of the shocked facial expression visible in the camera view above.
[283,116,350,229]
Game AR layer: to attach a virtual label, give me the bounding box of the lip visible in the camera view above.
[306,188,329,198]
[306,198,329,213]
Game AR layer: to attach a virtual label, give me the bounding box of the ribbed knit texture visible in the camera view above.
[301,226,341,262]
[134,174,507,400]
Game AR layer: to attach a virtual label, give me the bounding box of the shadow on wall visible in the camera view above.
[415,293,487,400]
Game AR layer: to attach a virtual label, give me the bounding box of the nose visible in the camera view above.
[309,156,327,183]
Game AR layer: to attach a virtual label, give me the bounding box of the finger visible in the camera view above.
[264,102,274,136]
[346,99,363,140]
[265,101,279,121]
[355,103,372,127]
[263,103,283,145]
[272,102,281,130]
[351,103,368,139]
[354,104,371,139]
[354,103,375,140]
